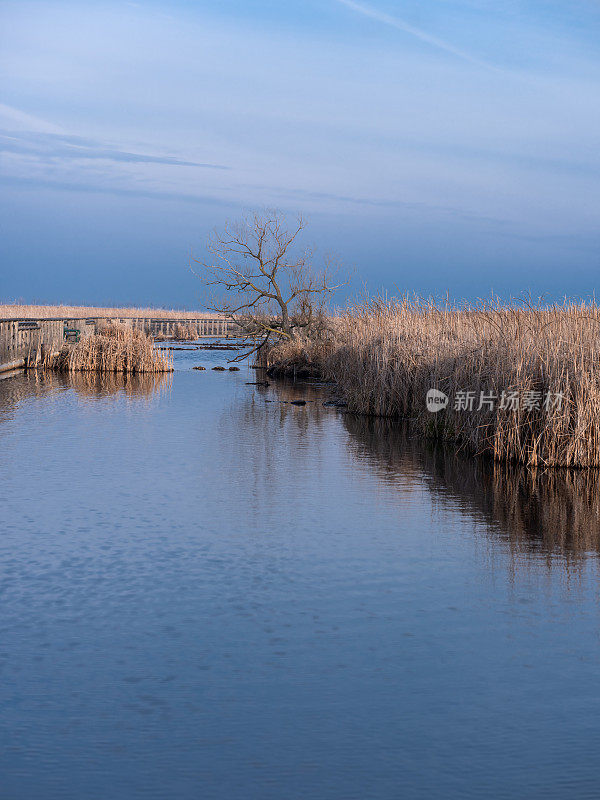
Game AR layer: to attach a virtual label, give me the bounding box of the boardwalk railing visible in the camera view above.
[0,316,239,373]
[0,320,64,373]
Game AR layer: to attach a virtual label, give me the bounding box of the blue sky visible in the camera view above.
[1,0,599,307]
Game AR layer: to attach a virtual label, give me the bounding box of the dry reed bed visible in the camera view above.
[0,304,220,320]
[51,327,173,374]
[154,322,201,341]
[267,298,600,468]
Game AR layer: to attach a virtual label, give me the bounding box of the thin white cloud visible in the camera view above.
[0,103,63,134]
[334,0,500,71]
[0,129,229,170]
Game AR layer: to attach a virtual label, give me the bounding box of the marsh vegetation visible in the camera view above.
[0,304,209,320]
[50,326,173,374]
[267,296,600,468]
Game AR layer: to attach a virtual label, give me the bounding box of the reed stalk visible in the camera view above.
[50,327,173,374]
[0,304,218,320]
[266,296,600,468]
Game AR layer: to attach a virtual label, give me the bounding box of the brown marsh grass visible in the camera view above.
[152,323,201,341]
[173,322,200,340]
[267,296,600,468]
[51,327,173,374]
[0,304,222,320]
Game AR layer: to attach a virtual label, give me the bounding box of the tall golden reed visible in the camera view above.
[267,296,600,468]
[51,327,173,374]
[0,304,220,320]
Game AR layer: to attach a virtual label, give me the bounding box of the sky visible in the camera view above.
[1,0,599,307]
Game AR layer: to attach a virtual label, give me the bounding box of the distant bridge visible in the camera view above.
[0,316,239,374]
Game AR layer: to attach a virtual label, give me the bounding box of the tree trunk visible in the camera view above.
[280,302,292,338]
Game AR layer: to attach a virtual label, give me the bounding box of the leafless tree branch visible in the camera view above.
[192,211,345,358]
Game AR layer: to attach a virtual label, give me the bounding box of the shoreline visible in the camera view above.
[264,298,600,469]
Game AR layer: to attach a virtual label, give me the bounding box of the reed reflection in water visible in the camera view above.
[2,362,600,800]
[342,414,600,560]
[0,369,172,417]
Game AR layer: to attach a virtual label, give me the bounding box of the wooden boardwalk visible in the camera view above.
[0,316,238,373]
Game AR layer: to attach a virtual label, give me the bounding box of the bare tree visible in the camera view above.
[192,211,343,357]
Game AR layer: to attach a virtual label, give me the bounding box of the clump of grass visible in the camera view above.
[263,334,336,377]
[152,323,199,342]
[267,296,600,468]
[173,322,199,340]
[51,327,173,374]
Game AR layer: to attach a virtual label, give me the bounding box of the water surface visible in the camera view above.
[1,346,599,799]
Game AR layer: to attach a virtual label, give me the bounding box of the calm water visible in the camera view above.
[1,345,600,799]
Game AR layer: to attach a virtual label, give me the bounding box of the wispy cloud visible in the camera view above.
[0,129,229,170]
[0,102,64,134]
[0,172,234,207]
[0,171,509,227]
[334,0,500,70]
